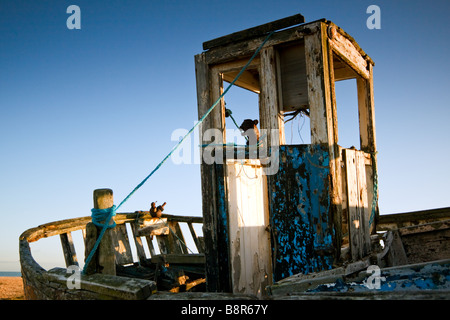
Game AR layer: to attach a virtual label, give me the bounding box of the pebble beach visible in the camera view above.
[0,277,24,300]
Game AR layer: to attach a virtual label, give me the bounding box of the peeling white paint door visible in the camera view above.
[226,159,272,297]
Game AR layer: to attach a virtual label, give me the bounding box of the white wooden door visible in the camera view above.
[343,149,372,260]
[226,159,272,296]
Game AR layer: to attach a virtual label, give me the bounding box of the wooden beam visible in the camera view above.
[188,222,204,253]
[344,149,362,261]
[93,189,116,275]
[203,13,305,50]
[357,65,376,153]
[259,46,284,147]
[333,53,358,81]
[151,254,205,265]
[195,53,230,292]
[377,207,450,231]
[305,23,343,263]
[328,25,370,79]
[327,35,343,254]
[112,224,134,265]
[356,151,371,256]
[136,218,169,237]
[222,69,260,93]
[84,222,98,275]
[305,23,333,144]
[60,232,78,268]
[204,20,324,67]
[130,222,148,263]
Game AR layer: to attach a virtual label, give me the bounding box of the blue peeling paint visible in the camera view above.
[308,262,450,293]
[269,145,335,281]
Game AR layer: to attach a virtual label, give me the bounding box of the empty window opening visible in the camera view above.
[334,78,360,150]
[222,79,260,147]
[333,52,361,150]
[283,110,311,145]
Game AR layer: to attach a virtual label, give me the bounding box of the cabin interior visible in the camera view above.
[195,14,378,296]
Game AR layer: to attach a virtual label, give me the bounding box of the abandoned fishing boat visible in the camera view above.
[19,14,450,300]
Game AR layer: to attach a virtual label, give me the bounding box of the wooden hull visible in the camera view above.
[267,207,450,299]
[19,207,450,299]
[19,212,205,300]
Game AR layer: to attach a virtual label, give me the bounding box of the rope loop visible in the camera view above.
[91,205,117,229]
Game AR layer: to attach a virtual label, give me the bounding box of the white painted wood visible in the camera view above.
[356,151,371,256]
[344,149,362,261]
[344,149,371,261]
[226,159,272,297]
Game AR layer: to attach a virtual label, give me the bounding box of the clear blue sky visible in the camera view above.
[1,0,449,271]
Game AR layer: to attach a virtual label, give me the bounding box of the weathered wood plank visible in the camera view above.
[136,218,169,237]
[340,147,349,246]
[197,236,205,254]
[222,69,260,93]
[130,222,148,263]
[357,67,376,154]
[20,216,91,243]
[259,46,284,147]
[93,189,116,275]
[399,220,450,264]
[226,160,272,297]
[187,222,203,253]
[84,222,98,275]
[344,149,362,261]
[151,254,205,265]
[333,54,358,81]
[276,41,308,112]
[156,234,170,255]
[19,212,201,244]
[327,25,370,79]
[167,221,188,254]
[356,151,371,256]
[195,53,217,289]
[46,267,156,300]
[305,24,332,145]
[386,230,408,266]
[112,224,133,266]
[195,52,232,292]
[60,232,78,267]
[343,149,372,260]
[326,35,343,255]
[145,235,156,257]
[269,145,334,281]
[203,13,305,50]
[204,21,323,66]
[377,207,450,231]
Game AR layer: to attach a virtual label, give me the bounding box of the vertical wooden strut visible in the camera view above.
[84,188,116,275]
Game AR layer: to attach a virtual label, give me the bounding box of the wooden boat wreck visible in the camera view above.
[19,14,450,300]
[20,206,208,300]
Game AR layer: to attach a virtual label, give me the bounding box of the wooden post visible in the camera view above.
[305,22,343,258]
[84,189,116,275]
[84,223,98,275]
[195,53,232,292]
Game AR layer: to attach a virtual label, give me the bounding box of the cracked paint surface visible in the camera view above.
[269,145,335,281]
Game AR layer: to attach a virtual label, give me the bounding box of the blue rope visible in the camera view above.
[91,206,117,229]
[82,31,274,275]
[83,206,116,274]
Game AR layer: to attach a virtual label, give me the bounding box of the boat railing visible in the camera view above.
[19,212,204,299]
